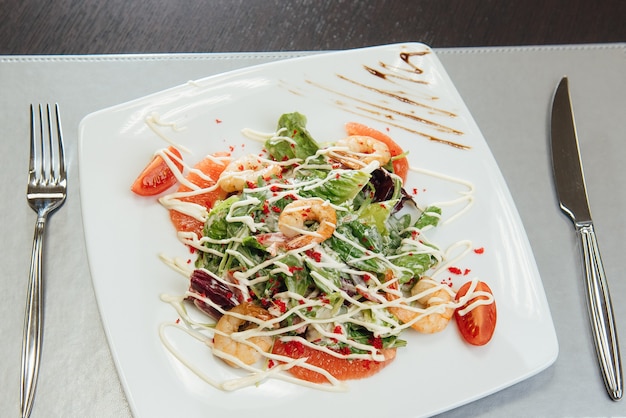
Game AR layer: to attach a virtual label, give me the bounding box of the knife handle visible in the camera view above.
[578,222,623,400]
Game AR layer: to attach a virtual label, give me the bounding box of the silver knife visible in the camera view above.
[550,76,623,401]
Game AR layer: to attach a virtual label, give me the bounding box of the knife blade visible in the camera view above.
[550,76,623,401]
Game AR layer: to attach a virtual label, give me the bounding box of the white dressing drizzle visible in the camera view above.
[149,119,494,393]
[409,165,475,225]
[145,112,191,153]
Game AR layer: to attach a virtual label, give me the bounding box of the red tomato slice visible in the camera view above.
[271,339,396,383]
[169,152,230,237]
[131,146,183,196]
[454,281,497,346]
[344,122,409,183]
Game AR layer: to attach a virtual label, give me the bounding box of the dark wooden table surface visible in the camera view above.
[1,0,624,55]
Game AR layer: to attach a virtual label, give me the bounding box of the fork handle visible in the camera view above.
[21,215,47,418]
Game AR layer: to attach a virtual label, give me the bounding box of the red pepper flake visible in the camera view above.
[274,299,287,313]
[271,205,281,213]
[285,340,305,356]
[270,185,281,192]
[215,118,222,124]
[188,246,196,254]
[333,325,343,334]
[228,145,235,153]
[305,250,322,262]
[186,259,192,264]
[262,201,270,214]
[292,129,298,137]
[368,336,383,349]
[412,188,418,195]
[474,247,485,254]
[441,277,453,287]
[288,265,304,273]
[339,346,351,355]
[268,359,275,368]
[464,268,471,276]
[448,266,463,275]
[175,318,181,324]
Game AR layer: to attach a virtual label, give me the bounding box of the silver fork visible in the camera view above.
[21,104,67,418]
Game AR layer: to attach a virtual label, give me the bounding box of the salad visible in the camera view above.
[131,112,496,391]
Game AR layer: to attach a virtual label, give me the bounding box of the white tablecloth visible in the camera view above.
[1,44,625,417]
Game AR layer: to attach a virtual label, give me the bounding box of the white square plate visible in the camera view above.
[78,43,558,417]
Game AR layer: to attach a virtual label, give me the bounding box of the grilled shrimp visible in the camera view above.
[218,154,282,192]
[213,302,273,367]
[385,275,455,334]
[332,135,391,169]
[278,198,337,249]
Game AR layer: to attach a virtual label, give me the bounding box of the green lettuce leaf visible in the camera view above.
[265,112,320,161]
[300,169,371,205]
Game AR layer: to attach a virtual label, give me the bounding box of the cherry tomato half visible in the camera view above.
[454,280,497,346]
[131,146,183,196]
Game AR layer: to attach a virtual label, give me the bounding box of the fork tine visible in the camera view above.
[30,104,66,186]
[28,105,38,184]
[44,104,53,181]
[43,104,66,184]
[31,104,49,185]
[52,104,66,183]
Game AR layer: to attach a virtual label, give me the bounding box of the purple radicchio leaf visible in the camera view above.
[188,269,239,320]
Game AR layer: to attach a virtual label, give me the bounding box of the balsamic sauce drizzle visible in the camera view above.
[303,47,471,149]
[336,73,456,118]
